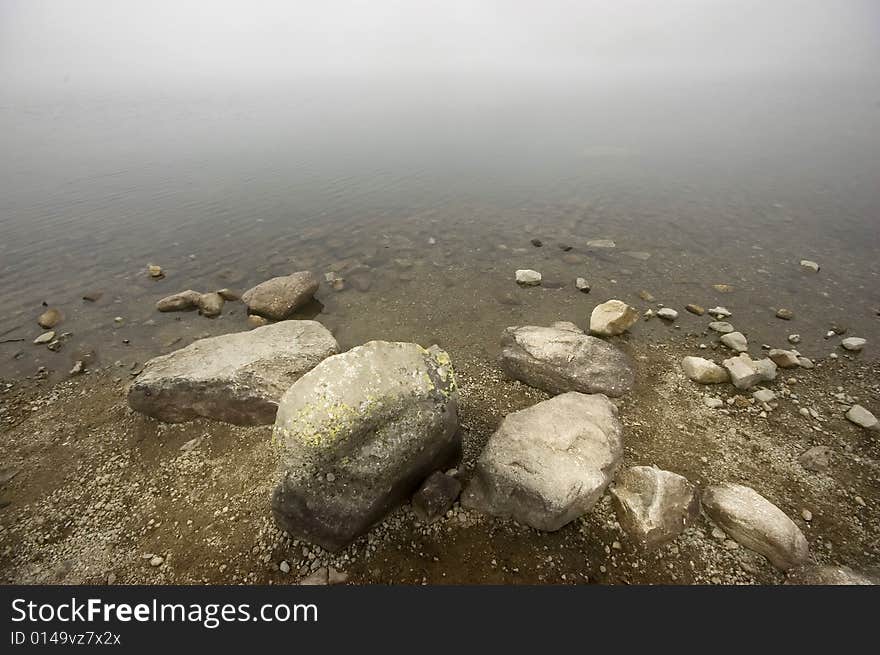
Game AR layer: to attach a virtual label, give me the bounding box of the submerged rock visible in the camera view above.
[38,308,62,329]
[776,308,794,320]
[272,341,460,551]
[462,392,623,531]
[128,321,338,425]
[702,482,809,570]
[589,300,639,337]
[611,466,699,550]
[197,292,224,318]
[33,331,55,345]
[499,325,634,397]
[156,290,201,312]
[685,304,705,316]
[681,356,729,384]
[242,271,319,320]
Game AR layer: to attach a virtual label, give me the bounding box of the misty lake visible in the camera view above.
[1,73,878,378]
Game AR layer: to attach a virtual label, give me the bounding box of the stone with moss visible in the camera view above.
[272,340,460,550]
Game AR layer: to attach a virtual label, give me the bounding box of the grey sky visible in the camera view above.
[1,0,878,92]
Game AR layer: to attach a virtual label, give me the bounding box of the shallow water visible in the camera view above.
[1,74,879,379]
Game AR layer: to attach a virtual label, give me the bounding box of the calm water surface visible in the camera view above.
[1,74,879,379]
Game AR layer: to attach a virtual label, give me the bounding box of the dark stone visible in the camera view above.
[412,472,462,523]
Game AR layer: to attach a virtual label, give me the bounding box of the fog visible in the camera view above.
[2,0,878,95]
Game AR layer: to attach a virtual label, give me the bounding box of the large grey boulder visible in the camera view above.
[462,392,623,531]
[271,341,460,551]
[499,325,634,397]
[702,482,809,570]
[242,271,319,320]
[128,321,338,425]
[611,466,699,549]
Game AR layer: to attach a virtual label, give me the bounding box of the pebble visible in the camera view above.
[69,361,84,375]
[775,308,794,320]
[704,397,724,409]
[707,306,731,319]
[685,304,705,316]
[530,238,543,247]
[801,509,812,521]
[656,307,678,321]
[712,284,734,293]
[149,555,164,567]
[799,260,820,272]
[148,264,164,279]
[708,321,735,334]
[787,334,801,345]
[575,277,591,293]
[841,337,866,352]
[280,561,291,574]
[753,389,776,403]
[638,290,655,302]
[587,239,615,248]
[33,331,55,345]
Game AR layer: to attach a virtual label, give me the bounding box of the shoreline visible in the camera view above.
[1,330,877,585]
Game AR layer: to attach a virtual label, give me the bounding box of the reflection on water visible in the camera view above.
[1,75,879,379]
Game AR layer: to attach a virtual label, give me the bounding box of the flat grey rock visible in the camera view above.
[499,325,634,397]
[128,321,338,425]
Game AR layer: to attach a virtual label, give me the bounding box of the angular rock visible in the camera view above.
[128,321,338,425]
[272,341,460,550]
[799,260,820,273]
[611,466,699,549]
[156,290,201,312]
[197,292,224,318]
[722,353,777,390]
[499,325,634,397]
[242,271,319,320]
[753,388,776,404]
[720,331,748,353]
[708,321,734,334]
[412,471,462,524]
[702,482,809,570]
[589,300,639,337]
[845,405,879,430]
[768,349,800,368]
[786,565,875,585]
[797,446,833,472]
[681,356,729,384]
[515,269,542,286]
[462,392,623,531]
[708,306,732,319]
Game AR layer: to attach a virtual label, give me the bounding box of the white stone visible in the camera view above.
[708,321,735,334]
[589,300,639,336]
[845,405,878,430]
[702,483,809,570]
[656,307,679,321]
[841,337,866,352]
[681,356,729,384]
[515,269,542,286]
[720,331,748,353]
[463,392,623,531]
[707,306,732,319]
[799,260,820,272]
[722,353,777,390]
